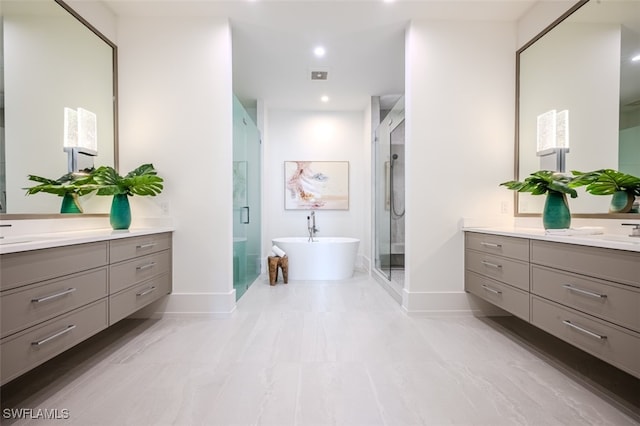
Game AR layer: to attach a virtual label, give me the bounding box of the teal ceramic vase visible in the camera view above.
[543,191,571,229]
[609,191,634,213]
[110,194,131,230]
[60,193,82,214]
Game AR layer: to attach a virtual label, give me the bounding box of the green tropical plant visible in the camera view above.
[91,163,164,197]
[570,169,640,213]
[24,171,94,197]
[500,170,578,198]
[24,171,95,213]
[570,169,640,196]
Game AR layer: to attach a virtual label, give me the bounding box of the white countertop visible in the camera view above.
[463,226,640,252]
[0,226,175,254]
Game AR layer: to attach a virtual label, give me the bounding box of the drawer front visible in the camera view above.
[109,250,171,294]
[109,273,171,325]
[109,233,172,263]
[465,250,530,291]
[531,240,639,288]
[0,242,108,291]
[531,296,640,379]
[465,232,529,261]
[465,271,529,321]
[0,299,108,386]
[532,266,640,332]
[1,268,108,338]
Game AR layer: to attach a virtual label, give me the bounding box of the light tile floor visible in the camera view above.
[2,272,639,425]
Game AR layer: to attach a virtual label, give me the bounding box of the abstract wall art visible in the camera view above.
[284,161,349,210]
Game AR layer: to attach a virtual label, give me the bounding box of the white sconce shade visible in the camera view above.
[536,109,570,173]
[63,107,98,173]
[78,108,98,152]
[64,107,97,152]
[555,109,569,150]
[63,107,78,148]
[536,109,569,154]
[536,110,557,154]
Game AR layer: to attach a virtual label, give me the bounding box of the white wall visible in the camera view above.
[264,110,369,269]
[118,16,235,314]
[403,20,516,313]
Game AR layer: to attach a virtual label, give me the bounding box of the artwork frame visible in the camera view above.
[284,161,349,210]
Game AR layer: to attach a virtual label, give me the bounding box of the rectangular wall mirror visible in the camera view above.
[1,0,117,217]
[516,0,640,217]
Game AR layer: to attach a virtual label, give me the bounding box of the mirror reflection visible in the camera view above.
[517,0,640,216]
[1,0,116,215]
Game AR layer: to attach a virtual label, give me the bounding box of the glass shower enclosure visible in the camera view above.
[374,96,405,283]
[232,96,261,300]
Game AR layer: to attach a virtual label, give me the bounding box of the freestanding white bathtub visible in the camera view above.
[272,237,360,280]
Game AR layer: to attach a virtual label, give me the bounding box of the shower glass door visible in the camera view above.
[233,96,261,300]
[375,117,391,280]
[374,96,404,282]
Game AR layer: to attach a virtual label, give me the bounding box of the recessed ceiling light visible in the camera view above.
[321,95,329,103]
[632,54,640,62]
[314,46,326,57]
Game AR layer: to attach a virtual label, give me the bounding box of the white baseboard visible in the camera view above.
[401,289,509,317]
[356,254,371,273]
[128,290,237,318]
[371,269,403,304]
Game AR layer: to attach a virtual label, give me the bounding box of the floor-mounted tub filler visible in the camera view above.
[271,237,360,280]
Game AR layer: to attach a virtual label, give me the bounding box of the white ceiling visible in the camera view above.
[104,0,539,111]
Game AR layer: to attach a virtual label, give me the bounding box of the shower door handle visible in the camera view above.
[241,206,250,224]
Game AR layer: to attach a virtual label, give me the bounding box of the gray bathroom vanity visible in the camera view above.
[0,230,172,385]
[464,229,639,379]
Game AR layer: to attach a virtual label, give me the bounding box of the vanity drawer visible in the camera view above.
[465,271,529,321]
[532,265,640,332]
[531,240,640,288]
[0,299,108,386]
[465,232,529,261]
[109,250,171,294]
[531,296,640,379]
[109,233,172,263]
[109,273,171,325]
[0,242,108,291]
[465,250,530,291]
[1,267,108,338]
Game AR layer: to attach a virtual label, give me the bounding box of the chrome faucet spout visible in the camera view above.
[622,223,640,237]
[0,223,11,239]
[308,211,318,242]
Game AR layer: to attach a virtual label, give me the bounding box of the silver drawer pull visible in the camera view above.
[481,284,502,295]
[480,242,502,249]
[136,243,156,249]
[136,262,156,271]
[31,288,77,303]
[562,284,607,299]
[31,325,76,346]
[481,260,502,269]
[136,286,157,297]
[562,320,607,340]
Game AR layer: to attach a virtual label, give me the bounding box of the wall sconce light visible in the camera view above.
[537,109,569,172]
[63,107,98,173]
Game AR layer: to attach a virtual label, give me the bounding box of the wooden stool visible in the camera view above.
[268,256,288,285]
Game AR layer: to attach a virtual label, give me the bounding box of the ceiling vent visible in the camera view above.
[311,71,328,80]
